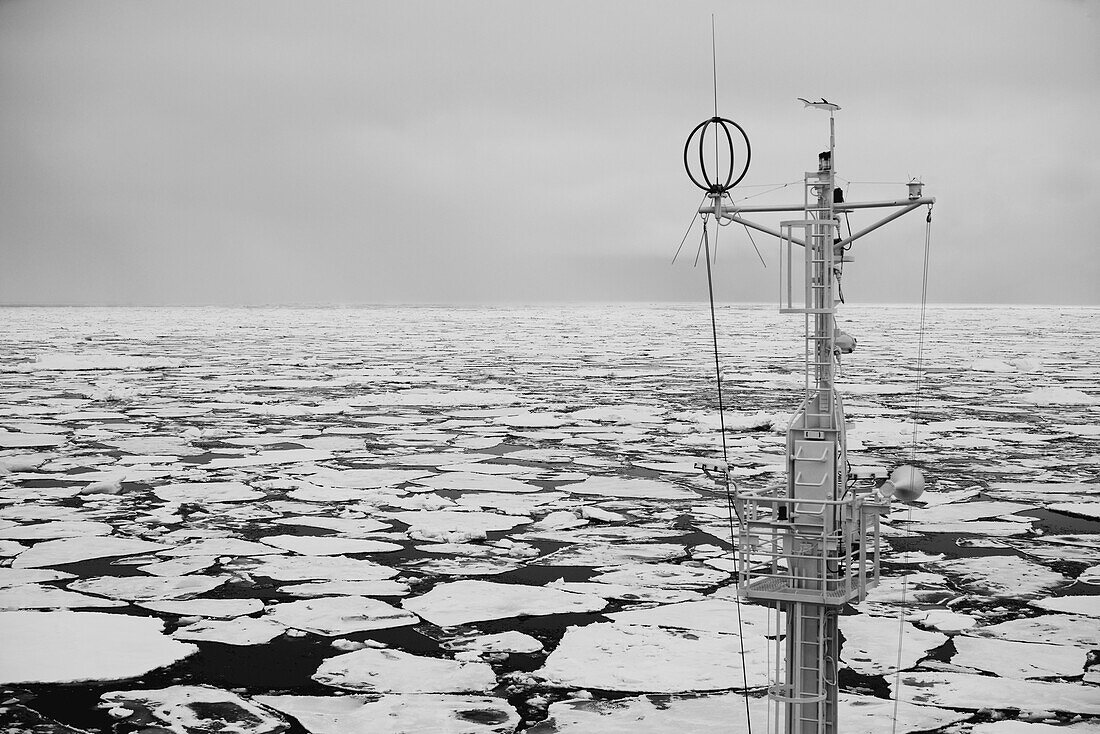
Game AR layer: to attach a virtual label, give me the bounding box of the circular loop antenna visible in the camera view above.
[684,116,751,194]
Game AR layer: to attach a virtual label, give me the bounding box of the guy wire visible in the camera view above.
[703,218,753,734]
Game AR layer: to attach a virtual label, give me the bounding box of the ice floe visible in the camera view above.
[258,534,403,555]
[402,580,606,627]
[67,575,225,601]
[536,621,770,692]
[1030,594,1100,617]
[139,598,264,618]
[895,671,1100,714]
[153,481,265,503]
[100,685,286,734]
[265,595,418,635]
[0,610,196,683]
[172,617,285,646]
[256,693,520,733]
[313,647,497,693]
[951,636,1087,678]
[564,475,696,500]
[12,536,172,568]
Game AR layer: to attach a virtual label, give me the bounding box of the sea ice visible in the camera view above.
[531,692,969,734]
[1018,387,1098,405]
[443,630,544,655]
[265,596,418,635]
[413,471,543,493]
[588,563,729,589]
[0,520,113,540]
[951,636,1087,678]
[12,536,172,568]
[606,598,774,635]
[255,693,520,733]
[536,622,770,692]
[564,476,696,500]
[139,598,264,618]
[387,510,530,543]
[0,584,126,610]
[67,574,226,601]
[157,538,285,557]
[258,534,403,555]
[239,555,399,581]
[153,481,265,503]
[100,685,287,734]
[313,647,497,693]
[839,615,947,676]
[172,617,285,646]
[932,556,1069,598]
[535,542,685,567]
[1030,595,1100,617]
[1047,502,1100,520]
[277,579,410,597]
[0,610,196,683]
[895,671,1100,714]
[272,515,391,534]
[304,467,431,488]
[402,580,606,627]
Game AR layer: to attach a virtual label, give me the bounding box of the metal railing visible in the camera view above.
[733,486,884,606]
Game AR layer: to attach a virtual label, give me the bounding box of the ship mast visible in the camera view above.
[687,102,933,734]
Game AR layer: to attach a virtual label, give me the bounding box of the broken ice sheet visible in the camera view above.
[277,579,411,597]
[443,630,544,655]
[66,574,225,601]
[172,616,285,646]
[0,610,196,684]
[139,598,264,618]
[535,542,686,567]
[895,671,1100,715]
[565,475,696,500]
[1030,594,1100,617]
[313,647,497,693]
[951,636,1087,678]
[966,613,1100,648]
[101,685,287,734]
[12,536,172,568]
[265,595,418,635]
[0,584,127,610]
[153,481,266,503]
[932,556,1069,598]
[255,693,520,733]
[412,471,543,493]
[531,692,969,734]
[387,509,531,543]
[839,615,947,675]
[588,562,729,589]
[235,555,399,581]
[536,621,770,692]
[402,579,606,627]
[258,534,403,555]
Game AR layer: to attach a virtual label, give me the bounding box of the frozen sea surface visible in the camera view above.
[0,304,1098,733]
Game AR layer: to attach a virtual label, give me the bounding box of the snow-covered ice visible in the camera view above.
[0,610,196,683]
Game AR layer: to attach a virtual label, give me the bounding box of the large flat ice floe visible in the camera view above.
[265,595,418,635]
[313,647,498,693]
[256,693,520,733]
[535,621,770,692]
[530,692,970,733]
[0,610,196,683]
[402,580,606,627]
[12,536,172,568]
[101,685,286,734]
[564,476,696,500]
[896,672,1100,714]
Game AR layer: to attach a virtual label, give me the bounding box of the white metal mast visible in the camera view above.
[688,102,932,734]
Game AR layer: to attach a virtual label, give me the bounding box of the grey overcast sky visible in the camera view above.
[1,0,1097,305]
